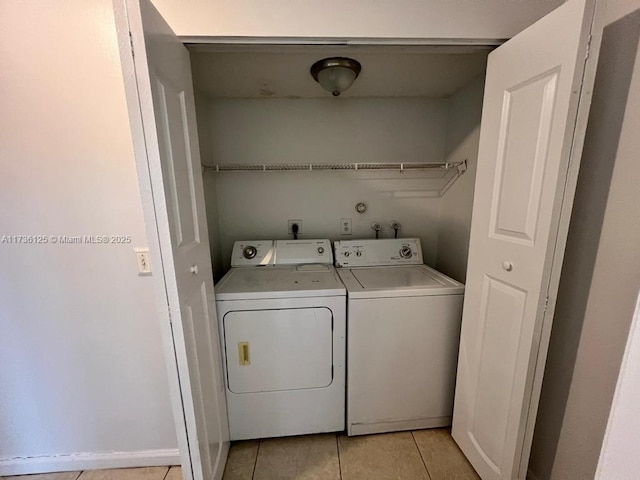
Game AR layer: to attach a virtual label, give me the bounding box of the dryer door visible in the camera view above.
[224,307,333,393]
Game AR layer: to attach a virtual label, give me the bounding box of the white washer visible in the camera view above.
[334,238,465,436]
[216,239,346,440]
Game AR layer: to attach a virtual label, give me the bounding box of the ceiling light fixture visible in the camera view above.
[310,57,362,97]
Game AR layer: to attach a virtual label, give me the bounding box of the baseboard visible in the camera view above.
[0,449,181,476]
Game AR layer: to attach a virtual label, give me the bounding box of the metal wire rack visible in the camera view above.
[202,160,467,197]
[202,160,467,173]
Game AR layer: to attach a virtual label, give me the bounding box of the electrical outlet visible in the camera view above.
[135,248,152,275]
[341,218,352,235]
[288,219,303,234]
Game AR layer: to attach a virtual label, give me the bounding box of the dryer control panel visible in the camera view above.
[231,239,333,266]
[334,238,423,267]
[275,239,333,265]
[231,240,275,267]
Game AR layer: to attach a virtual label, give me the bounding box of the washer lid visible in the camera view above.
[215,265,346,301]
[337,264,464,298]
[352,266,442,289]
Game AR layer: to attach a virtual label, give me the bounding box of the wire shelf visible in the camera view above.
[203,160,466,173]
[201,160,467,197]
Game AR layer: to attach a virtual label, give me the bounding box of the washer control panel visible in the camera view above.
[231,240,275,267]
[334,238,423,267]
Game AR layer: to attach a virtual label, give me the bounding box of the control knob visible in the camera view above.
[400,246,413,259]
[344,251,350,257]
[242,245,257,259]
[318,247,325,254]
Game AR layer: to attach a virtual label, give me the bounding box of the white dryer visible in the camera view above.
[334,238,464,436]
[215,239,346,440]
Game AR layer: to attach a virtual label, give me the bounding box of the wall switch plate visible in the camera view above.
[341,218,352,235]
[135,248,152,275]
[288,219,303,234]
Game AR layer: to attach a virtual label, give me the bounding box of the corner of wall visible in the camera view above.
[194,90,224,282]
[435,76,485,283]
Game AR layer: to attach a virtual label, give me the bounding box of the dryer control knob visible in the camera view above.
[243,246,257,259]
[318,247,325,254]
[344,251,350,257]
[400,246,413,258]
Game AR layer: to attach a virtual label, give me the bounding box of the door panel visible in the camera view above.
[224,308,333,394]
[182,281,223,476]
[451,0,597,478]
[154,73,201,248]
[348,296,463,432]
[491,70,559,243]
[469,276,527,471]
[115,1,229,479]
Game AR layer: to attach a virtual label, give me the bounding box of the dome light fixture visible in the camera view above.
[310,57,362,97]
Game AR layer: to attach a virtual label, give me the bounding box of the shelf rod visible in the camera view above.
[202,161,466,173]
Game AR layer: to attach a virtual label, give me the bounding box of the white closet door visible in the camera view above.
[114,1,229,479]
[452,0,597,479]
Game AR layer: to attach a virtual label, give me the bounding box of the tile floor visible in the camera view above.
[3,468,180,480]
[224,429,479,480]
[4,429,478,480]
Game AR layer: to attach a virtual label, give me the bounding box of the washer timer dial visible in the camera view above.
[399,246,413,259]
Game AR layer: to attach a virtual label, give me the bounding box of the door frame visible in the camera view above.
[117,29,503,475]
[119,22,599,480]
[180,36,506,47]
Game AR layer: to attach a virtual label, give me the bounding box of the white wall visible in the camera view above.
[596,291,640,480]
[195,92,224,282]
[435,77,484,283]
[529,1,640,478]
[150,0,562,41]
[201,97,450,271]
[0,0,177,474]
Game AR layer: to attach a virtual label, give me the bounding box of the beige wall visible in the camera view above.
[200,97,450,272]
[435,77,484,283]
[529,1,640,478]
[195,92,224,282]
[0,0,177,474]
[150,0,562,40]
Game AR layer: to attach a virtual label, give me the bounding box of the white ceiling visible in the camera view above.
[188,45,490,99]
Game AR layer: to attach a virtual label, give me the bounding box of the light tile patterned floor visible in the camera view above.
[224,429,479,480]
[4,429,478,480]
[3,468,178,480]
